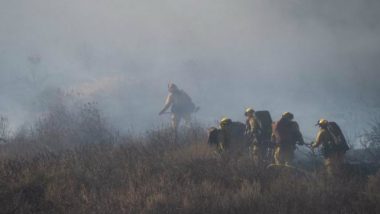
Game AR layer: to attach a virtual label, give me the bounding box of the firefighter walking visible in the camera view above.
[159,83,198,132]
[272,112,305,166]
[312,119,349,176]
[244,108,264,165]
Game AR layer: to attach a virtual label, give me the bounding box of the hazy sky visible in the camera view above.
[1,0,379,142]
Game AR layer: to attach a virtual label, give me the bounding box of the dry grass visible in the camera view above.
[0,131,379,214]
[0,104,379,214]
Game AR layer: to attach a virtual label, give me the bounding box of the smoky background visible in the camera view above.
[0,0,379,144]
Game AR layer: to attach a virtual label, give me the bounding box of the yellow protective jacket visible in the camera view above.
[245,117,261,135]
[161,90,195,115]
[315,128,335,158]
[272,119,304,147]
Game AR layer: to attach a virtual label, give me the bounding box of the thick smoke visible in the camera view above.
[0,0,379,143]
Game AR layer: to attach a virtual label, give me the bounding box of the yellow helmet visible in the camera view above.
[317,119,329,127]
[244,108,255,116]
[220,117,232,127]
[282,112,294,120]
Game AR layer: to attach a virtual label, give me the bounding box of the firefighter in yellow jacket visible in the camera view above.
[272,112,304,166]
[159,83,198,131]
[244,108,263,165]
[217,117,233,153]
[312,119,345,176]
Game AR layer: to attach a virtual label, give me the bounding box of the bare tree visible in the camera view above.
[361,119,380,162]
[0,116,10,142]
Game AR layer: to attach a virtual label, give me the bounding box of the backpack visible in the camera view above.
[326,122,350,153]
[207,122,245,148]
[273,118,301,147]
[255,111,273,142]
[171,90,196,114]
[207,127,220,145]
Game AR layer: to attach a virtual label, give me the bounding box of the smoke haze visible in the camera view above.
[1,0,380,142]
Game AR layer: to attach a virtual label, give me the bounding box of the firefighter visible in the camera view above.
[159,83,198,132]
[244,108,263,165]
[272,112,304,166]
[207,117,246,155]
[218,117,233,153]
[312,119,347,176]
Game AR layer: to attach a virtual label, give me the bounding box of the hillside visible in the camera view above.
[0,126,379,214]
